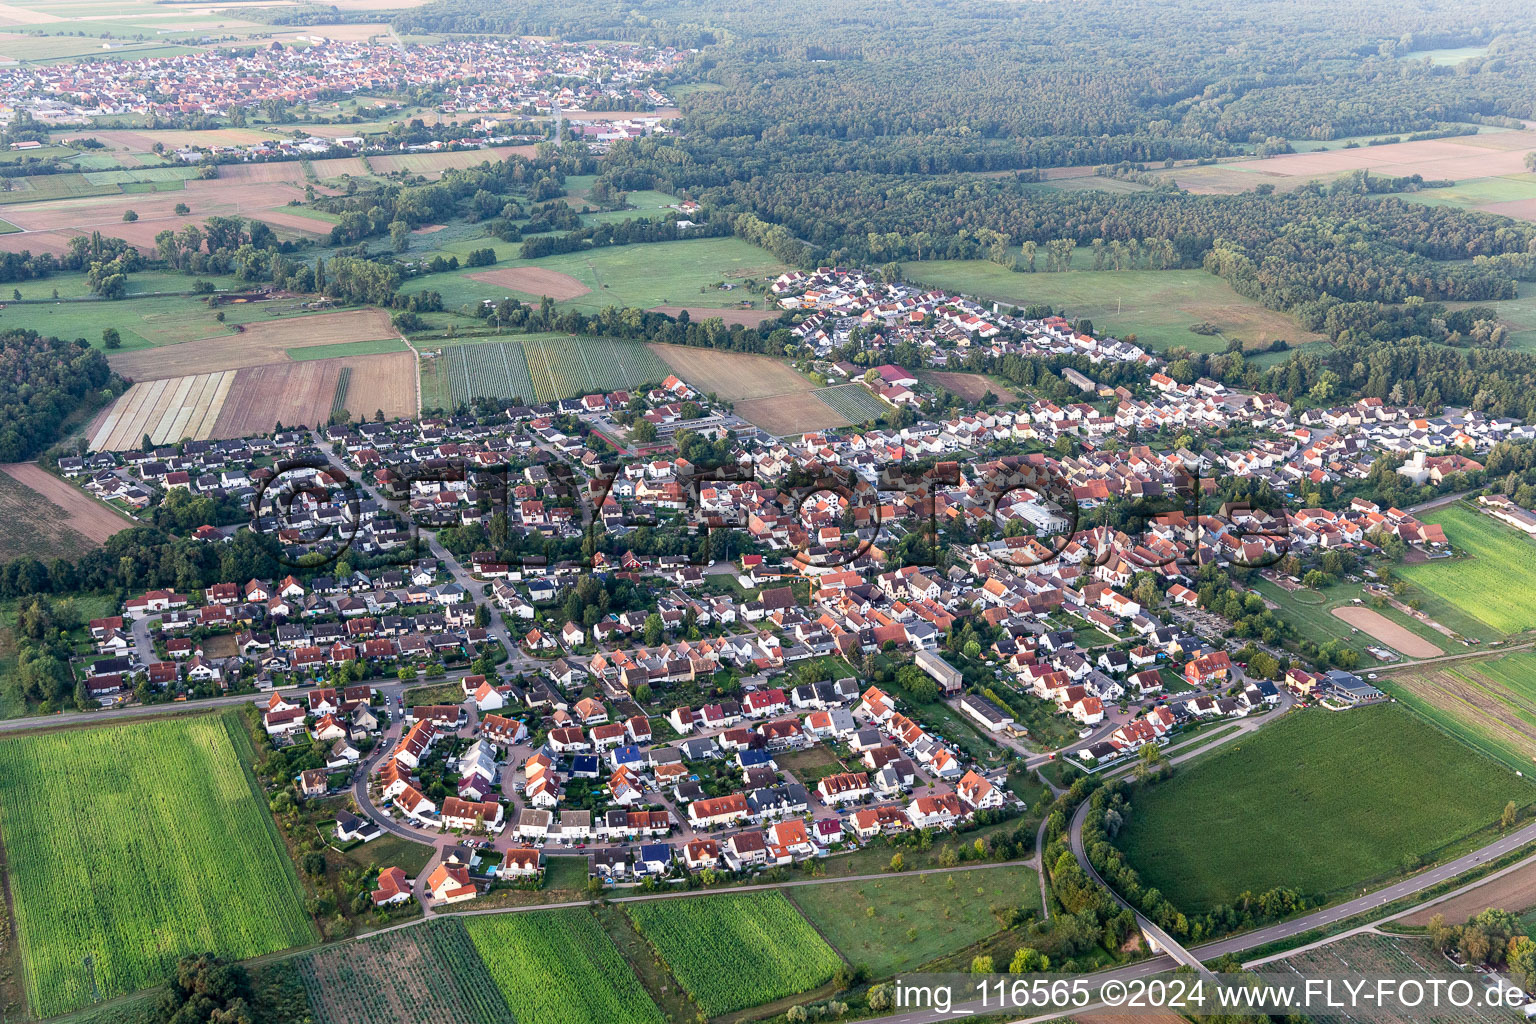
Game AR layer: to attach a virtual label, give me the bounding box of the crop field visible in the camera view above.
[814,383,891,422]
[89,370,236,450]
[438,336,669,405]
[1400,857,1536,926]
[212,353,416,435]
[625,891,843,1015]
[903,258,1327,354]
[436,237,786,314]
[1384,652,1536,770]
[287,337,408,361]
[919,370,1021,403]
[298,919,513,1024]
[1398,505,1536,635]
[0,715,314,1017]
[0,465,100,557]
[367,146,538,176]
[464,909,663,1024]
[0,462,133,545]
[108,307,397,375]
[1114,704,1535,911]
[1232,131,1536,184]
[1275,934,1513,1024]
[649,344,814,401]
[736,392,852,435]
[789,866,1041,978]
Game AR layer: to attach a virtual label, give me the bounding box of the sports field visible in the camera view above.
[789,865,1041,977]
[902,258,1326,353]
[464,909,663,1024]
[625,891,842,1016]
[1398,505,1536,635]
[0,715,314,1017]
[1114,704,1535,911]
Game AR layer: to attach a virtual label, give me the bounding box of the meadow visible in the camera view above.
[789,865,1041,977]
[1398,505,1536,635]
[463,909,663,1024]
[298,919,512,1024]
[902,257,1326,353]
[430,236,786,314]
[625,891,843,1015]
[1113,704,1534,911]
[0,715,315,1016]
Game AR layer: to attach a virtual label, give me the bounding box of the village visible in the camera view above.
[7,35,680,129]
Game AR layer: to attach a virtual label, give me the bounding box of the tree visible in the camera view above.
[1009,947,1049,973]
[174,202,190,216]
[643,612,664,646]
[102,327,121,349]
[122,209,137,222]
[390,220,411,252]
[889,851,904,872]
[970,955,994,974]
[1503,799,1518,830]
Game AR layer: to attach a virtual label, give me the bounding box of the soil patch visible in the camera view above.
[1331,605,1442,658]
[466,266,590,301]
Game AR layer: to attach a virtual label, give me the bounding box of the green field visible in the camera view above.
[1250,578,1455,657]
[1450,290,1536,353]
[298,919,512,1024]
[286,337,408,361]
[902,257,1327,354]
[432,334,671,406]
[1398,505,1536,635]
[1114,704,1535,912]
[464,909,663,1024]
[0,715,315,1016]
[625,891,843,1015]
[789,866,1041,977]
[432,236,786,314]
[1383,650,1536,771]
[814,383,892,422]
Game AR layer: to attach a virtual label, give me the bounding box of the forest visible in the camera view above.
[0,330,116,462]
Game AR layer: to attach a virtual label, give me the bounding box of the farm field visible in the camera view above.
[463,909,663,1024]
[0,461,133,541]
[735,392,851,435]
[434,237,786,314]
[789,865,1041,978]
[1274,933,1513,1024]
[919,370,1020,403]
[286,337,408,361]
[649,304,778,325]
[1383,651,1536,770]
[625,891,843,1016]
[1398,505,1536,635]
[297,919,513,1024]
[814,383,892,423]
[429,335,670,406]
[212,353,416,435]
[649,343,815,400]
[89,370,236,450]
[107,307,397,376]
[366,145,537,176]
[0,179,306,247]
[1392,174,1536,223]
[0,469,93,559]
[0,715,314,1017]
[1113,704,1535,911]
[1400,857,1536,926]
[902,258,1325,353]
[1232,131,1536,184]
